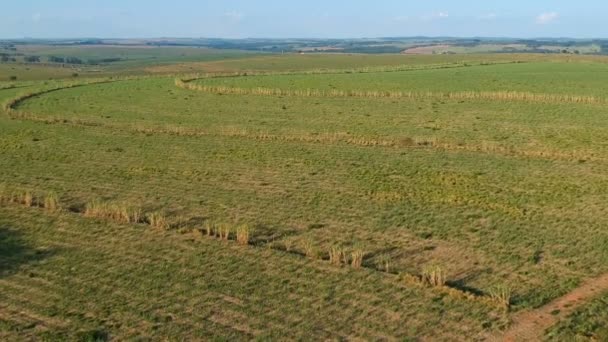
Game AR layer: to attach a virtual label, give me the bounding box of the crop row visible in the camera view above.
[0,185,513,310]
[176,78,602,105]
[178,59,527,83]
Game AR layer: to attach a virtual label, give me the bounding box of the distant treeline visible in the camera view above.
[0,54,125,65]
[47,56,123,64]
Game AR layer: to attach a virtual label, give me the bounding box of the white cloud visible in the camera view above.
[536,12,558,24]
[224,11,244,22]
[393,15,410,22]
[421,12,449,21]
[479,13,497,20]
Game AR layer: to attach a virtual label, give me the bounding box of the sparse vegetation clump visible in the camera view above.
[421,265,446,287]
[235,224,251,245]
[22,191,34,207]
[489,285,512,309]
[350,249,365,268]
[302,239,318,259]
[84,200,143,224]
[146,211,168,229]
[43,192,60,212]
[329,245,345,265]
[376,255,391,273]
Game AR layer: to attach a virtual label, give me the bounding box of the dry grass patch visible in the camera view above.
[376,255,392,273]
[43,192,60,212]
[217,223,231,240]
[84,199,142,224]
[302,239,318,259]
[22,191,34,207]
[489,285,512,310]
[350,249,365,268]
[235,224,251,245]
[422,265,446,287]
[329,245,346,265]
[146,211,168,229]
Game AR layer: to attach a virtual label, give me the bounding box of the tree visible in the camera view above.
[65,57,83,64]
[48,56,65,63]
[24,55,41,63]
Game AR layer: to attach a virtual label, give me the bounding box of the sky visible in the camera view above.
[1,0,607,39]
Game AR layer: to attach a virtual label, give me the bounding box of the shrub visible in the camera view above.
[22,191,34,207]
[84,199,106,218]
[43,192,60,212]
[422,265,446,287]
[235,224,251,245]
[302,239,317,259]
[351,249,365,268]
[147,212,168,229]
[84,200,143,224]
[217,223,231,240]
[329,245,345,265]
[203,220,215,236]
[489,285,512,309]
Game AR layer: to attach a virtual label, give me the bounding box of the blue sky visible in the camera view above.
[1,0,606,39]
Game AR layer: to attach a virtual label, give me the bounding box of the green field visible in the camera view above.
[0,45,260,80]
[2,52,608,340]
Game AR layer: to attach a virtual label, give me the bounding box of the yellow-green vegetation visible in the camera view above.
[2,53,608,339]
[146,211,169,229]
[43,192,60,212]
[489,285,513,310]
[422,265,446,287]
[235,224,251,245]
[546,293,608,340]
[84,199,142,224]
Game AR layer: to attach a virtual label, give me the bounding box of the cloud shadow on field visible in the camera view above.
[0,226,55,278]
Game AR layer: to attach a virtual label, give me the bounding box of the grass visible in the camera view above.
[235,224,251,245]
[422,265,446,287]
[146,211,168,229]
[84,200,142,224]
[3,53,608,338]
[43,192,60,212]
[4,70,608,307]
[546,293,608,341]
[0,206,504,340]
[488,285,512,310]
[191,61,608,98]
[329,245,345,265]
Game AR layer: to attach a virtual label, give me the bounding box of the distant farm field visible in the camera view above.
[2,53,608,340]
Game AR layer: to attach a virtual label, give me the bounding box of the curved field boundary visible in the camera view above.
[493,273,608,341]
[175,59,604,105]
[2,79,114,113]
[2,74,599,163]
[3,110,600,163]
[0,84,18,91]
[177,59,527,81]
[176,78,603,105]
[1,75,167,114]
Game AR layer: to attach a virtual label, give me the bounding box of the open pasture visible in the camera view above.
[2,54,608,340]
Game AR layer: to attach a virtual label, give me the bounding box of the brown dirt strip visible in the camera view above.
[493,273,608,341]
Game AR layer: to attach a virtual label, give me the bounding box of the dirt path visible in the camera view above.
[493,273,608,341]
